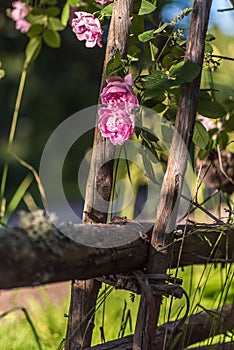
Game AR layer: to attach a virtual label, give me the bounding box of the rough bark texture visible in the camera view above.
[66,1,134,348]
[83,0,133,224]
[1,221,233,289]
[133,1,213,349]
[84,303,234,350]
[65,280,101,350]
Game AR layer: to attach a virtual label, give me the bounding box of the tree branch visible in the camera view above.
[0,220,233,289]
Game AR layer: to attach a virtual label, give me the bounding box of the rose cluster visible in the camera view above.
[98,74,139,145]
[11,1,31,33]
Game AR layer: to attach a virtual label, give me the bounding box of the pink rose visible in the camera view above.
[100,74,139,112]
[15,18,31,33]
[11,1,31,33]
[98,107,135,145]
[95,0,113,5]
[197,115,222,139]
[11,1,28,21]
[71,11,103,48]
[197,115,217,131]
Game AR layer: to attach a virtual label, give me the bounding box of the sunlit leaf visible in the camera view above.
[25,36,42,64]
[61,2,70,26]
[193,121,209,149]
[170,61,201,85]
[138,0,156,15]
[48,17,65,31]
[138,30,155,42]
[100,3,113,16]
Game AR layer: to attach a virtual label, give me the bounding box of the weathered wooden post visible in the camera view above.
[133,1,213,349]
[65,1,134,348]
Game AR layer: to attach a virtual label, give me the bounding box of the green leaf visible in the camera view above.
[27,24,44,38]
[61,2,70,26]
[138,0,156,15]
[46,6,60,17]
[68,0,79,5]
[143,70,171,98]
[224,114,234,132]
[197,99,227,119]
[205,42,213,54]
[105,50,124,78]
[206,33,215,42]
[152,103,167,113]
[127,45,141,61]
[43,29,61,48]
[5,175,33,221]
[198,148,210,160]
[154,22,169,34]
[100,3,113,16]
[26,13,44,25]
[48,17,65,31]
[193,121,209,149]
[142,150,157,183]
[162,54,174,69]
[131,14,144,36]
[170,61,201,85]
[217,130,229,148]
[25,36,42,64]
[138,29,155,42]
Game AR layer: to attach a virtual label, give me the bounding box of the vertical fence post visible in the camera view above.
[65,1,133,348]
[133,1,213,349]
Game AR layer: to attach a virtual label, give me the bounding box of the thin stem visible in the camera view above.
[0,59,28,221]
[9,60,28,148]
[211,54,234,61]
[217,7,234,12]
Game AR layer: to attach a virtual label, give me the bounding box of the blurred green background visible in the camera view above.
[0,0,105,217]
[0,0,234,219]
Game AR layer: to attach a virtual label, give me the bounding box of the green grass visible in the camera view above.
[1,263,234,349]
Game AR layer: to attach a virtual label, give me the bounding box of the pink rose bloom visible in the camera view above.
[95,0,113,5]
[11,1,28,21]
[11,1,31,33]
[197,115,220,131]
[98,107,135,145]
[197,115,222,139]
[72,11,103,48]
[100,74,139,112]
[15,18,31,33]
